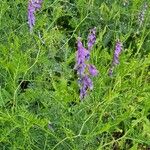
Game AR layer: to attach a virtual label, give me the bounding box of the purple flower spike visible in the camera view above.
[109,40,122,76]
[28,0,43,32]
[87,27,96,51]
[80,75,93,99]
[75,38,89,76]
[75,28,98,100]
[88,64,99,76]
[113,40,122,65]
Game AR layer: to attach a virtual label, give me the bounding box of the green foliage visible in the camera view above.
[0,0,150,149]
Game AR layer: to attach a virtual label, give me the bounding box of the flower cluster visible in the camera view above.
[109,40,122,76]
[75,28,98,99]
[28,0,43,32]
[138,3,148,27]
[87,27,96,51]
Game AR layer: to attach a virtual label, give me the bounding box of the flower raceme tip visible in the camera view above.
[28,0,43,32]
[75,28,98,100]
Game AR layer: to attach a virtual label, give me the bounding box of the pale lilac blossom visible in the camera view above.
[109,40,122,76]
[87,27,96,51]
[74,38,89,76]
[88,64,99,76]
[138,3,148,27]
[28,0,43,32]
[113,41,122,65]
[80,75,93,99]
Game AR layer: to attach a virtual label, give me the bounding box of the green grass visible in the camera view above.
[0,0,150,149]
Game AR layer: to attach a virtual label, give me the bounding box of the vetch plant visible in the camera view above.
[75,28,98,100]
[1,1,150,149]
[28,0,43,32]
[109,40,123,76]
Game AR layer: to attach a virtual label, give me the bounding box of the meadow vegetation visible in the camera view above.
[0,0,150,149]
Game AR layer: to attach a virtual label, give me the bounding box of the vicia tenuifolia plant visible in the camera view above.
[28,0,43,32]
[109,40,123,76]
[75,28,98,100]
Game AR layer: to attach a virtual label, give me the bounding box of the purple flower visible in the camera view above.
[87,27,96,51]
[109,40,122,76]
[113,40,122,65]
[80,75,93,99]
[28,0,43,32]
[88,64,99,76]
[75,28,98,100]
[75,38,89,76]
